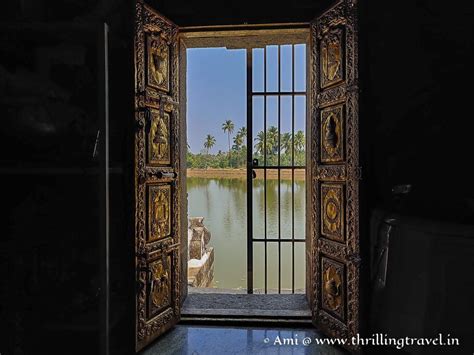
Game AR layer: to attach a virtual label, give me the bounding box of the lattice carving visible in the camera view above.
[318,85,346,108]
[315,165,346,181]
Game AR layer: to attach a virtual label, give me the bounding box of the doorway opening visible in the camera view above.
[186,46,247,292]
[183,31,309,308]
[134,2,362,349]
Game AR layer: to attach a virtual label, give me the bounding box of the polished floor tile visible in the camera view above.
[141,325,346,355]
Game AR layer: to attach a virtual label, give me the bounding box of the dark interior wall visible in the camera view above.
[362,0,474,222]
[0,18,105,355]
[361,1,474,352]
[0,1,135,354]
[145,0,332,26]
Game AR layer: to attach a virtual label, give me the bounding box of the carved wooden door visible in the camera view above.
[309,0,361,351]
[134,1,182,351]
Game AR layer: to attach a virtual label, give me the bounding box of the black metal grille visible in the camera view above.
[246,44,307,294]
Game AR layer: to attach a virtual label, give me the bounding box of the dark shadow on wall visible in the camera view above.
[362,0,474,223]
[0,1,135,354]
[360,1,474,354]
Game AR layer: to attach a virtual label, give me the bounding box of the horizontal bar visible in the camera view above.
[252,92,306,96]
[251,238,306,243]
[252,166,306,170]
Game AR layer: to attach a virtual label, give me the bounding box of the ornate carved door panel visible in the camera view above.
[134,1,182,351]
[309,0,361,351]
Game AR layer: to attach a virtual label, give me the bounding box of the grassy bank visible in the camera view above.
[187,168,306,181]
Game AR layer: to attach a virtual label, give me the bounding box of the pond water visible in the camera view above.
[187,176,306,293]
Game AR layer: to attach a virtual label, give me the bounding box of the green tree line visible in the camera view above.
[187,120,305,169]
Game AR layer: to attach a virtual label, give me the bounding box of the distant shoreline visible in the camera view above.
[187,168,306,181]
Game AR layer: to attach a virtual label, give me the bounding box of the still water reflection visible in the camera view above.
[187,176,306,292]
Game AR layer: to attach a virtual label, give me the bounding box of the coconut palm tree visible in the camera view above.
[237,127,247,140]
[294,130,305,153]
[203,134,216,155]
[233,134,244,150]
[254,130,265,156]
[281,132,292,155]
[267,126,279,156]
[222,119,235,164]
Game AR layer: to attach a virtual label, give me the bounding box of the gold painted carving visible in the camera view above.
[310,0,360,350]
[320,28,344,88]
[149,257,171,317]
[321,184,344,242]
[321,257,344,319]
[135,2,180,350]
[148,185,171,242]
[149,110,170,165]
[321,105,344,163]
[147,33,170,92]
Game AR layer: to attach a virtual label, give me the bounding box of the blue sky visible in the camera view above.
[186,45,306,154]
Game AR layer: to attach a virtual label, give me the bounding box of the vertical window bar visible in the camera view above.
[247,48,253,294]
[277,45,281,294]
[291,45,296,294]
[263,46,268,294]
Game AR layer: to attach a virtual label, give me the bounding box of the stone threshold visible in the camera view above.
[182,293,312,321]
[180,316,313,327]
